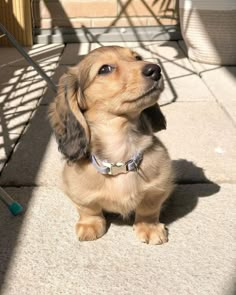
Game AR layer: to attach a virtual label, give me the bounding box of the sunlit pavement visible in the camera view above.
[0,42,235,295]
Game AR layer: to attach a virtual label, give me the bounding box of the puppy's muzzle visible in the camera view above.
[142,64,161,81]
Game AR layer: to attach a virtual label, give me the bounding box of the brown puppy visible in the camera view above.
[49,46,174,245]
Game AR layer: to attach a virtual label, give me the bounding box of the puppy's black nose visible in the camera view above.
[142,64,161,81]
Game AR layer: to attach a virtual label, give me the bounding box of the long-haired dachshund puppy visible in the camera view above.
[49,46,174,245]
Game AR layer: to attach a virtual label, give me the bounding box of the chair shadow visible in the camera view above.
[105,159,220,229]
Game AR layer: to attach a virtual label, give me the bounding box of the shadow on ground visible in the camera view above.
[0,45,67,289]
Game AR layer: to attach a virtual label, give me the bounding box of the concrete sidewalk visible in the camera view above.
[0,41,235,295]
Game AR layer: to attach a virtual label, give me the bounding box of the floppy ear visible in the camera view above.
[48,69,90,161]
[142,104,166,132]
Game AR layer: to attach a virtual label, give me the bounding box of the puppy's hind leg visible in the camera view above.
[75,204,106,241]
[134,191,170,245]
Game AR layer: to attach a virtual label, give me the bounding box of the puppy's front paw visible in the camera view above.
[134,222,168,245]
[76,218,106,241]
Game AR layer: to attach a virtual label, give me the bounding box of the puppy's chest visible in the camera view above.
[98,172,145,215]
[96,152,164,214]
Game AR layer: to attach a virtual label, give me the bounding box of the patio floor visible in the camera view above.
[0,41,235,295]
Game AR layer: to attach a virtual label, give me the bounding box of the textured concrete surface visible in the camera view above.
[0,184,235,295]
[159,102,236,183]
[0,41,236,295]
[40,65,68,105]
[0,44,64,68]
[0,106,63,186]
[201,67,236,125]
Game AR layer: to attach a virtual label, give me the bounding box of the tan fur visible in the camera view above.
[49,46,174,245]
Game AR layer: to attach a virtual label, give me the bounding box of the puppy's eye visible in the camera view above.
[98,65,114,75]
[135,55,143,61]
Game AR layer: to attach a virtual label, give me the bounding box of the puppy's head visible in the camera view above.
[81,46,164,115]
[49,46,165,161]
